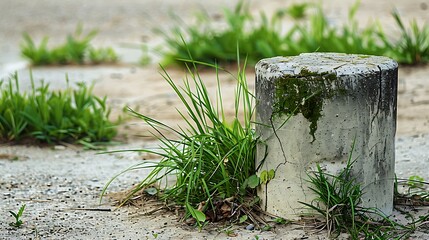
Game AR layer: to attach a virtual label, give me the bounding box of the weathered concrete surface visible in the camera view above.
[255,53,398,219]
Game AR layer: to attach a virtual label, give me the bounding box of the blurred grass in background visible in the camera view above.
[157,1,429,66]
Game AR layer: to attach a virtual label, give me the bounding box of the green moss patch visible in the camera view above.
[273,70,345,142]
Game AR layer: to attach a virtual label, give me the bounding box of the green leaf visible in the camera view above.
[274,217,287,224]
[248,196,260,207]
[186,203,206,223]
[260,171,268,184]
[9,211,18,219]
[17,204,26,218]
[408,175,425,188]
[247,175,260,188]
[261,225,272,231]
[193,210,206,223]
[260,169,275,184]
[239,215,248,223]
[268,169,275,180]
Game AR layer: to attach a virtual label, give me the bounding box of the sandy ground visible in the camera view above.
[1,0,429,239]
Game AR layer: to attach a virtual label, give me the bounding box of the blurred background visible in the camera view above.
[1,0,428,71]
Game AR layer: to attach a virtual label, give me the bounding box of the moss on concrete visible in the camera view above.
[273,69,345,142]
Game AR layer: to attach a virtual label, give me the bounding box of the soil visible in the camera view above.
[1,0,429,239]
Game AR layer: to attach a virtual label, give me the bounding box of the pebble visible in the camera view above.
[246,224,255,230]
[54,145,66,150]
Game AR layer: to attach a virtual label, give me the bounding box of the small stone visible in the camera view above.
[54,145,66,150]
[245,224,254,230]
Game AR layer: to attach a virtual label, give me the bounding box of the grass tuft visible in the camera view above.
[380,10,429,65]
[102,55,258,226]
[299,140,366,238]
[21,24,118,66]
[9,204,26,228]
[0,72,116,144]
[157,1,429,66]
[157,2,287,66]
[302,141,429,239]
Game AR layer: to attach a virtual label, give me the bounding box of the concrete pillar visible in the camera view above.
[255,53,397,219]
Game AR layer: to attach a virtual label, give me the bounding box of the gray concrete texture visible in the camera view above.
[256,53,398,219]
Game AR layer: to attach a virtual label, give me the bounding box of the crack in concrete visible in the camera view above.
[270,116,289,174]
[371,66,383,129]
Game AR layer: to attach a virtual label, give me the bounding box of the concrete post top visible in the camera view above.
[256,53,398,77]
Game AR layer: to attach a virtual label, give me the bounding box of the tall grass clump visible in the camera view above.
[302,142,429,239]
[21,25,118,66]
[0,72,116,144]
[103,57,258,225]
